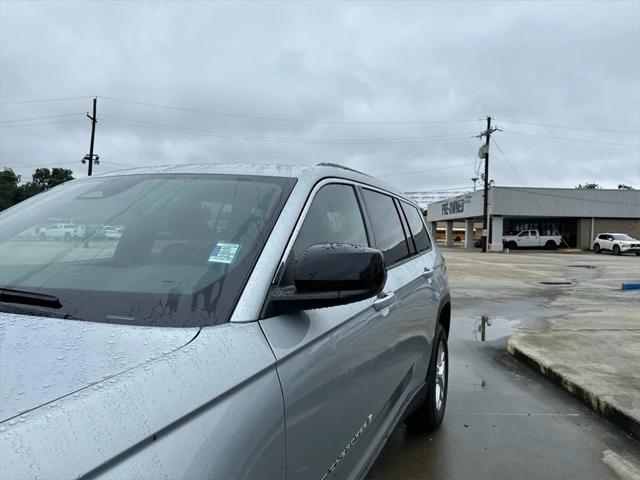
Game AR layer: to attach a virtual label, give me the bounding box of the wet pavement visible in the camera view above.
[368,253,640,479]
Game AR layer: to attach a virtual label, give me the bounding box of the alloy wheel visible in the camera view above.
[435,341,447,411]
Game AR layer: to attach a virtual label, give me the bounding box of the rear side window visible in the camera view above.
[361,189,410,266]
[401,202,432,252]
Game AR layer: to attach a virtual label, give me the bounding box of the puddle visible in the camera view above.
[451,314,517,342]
[567,264,599,281]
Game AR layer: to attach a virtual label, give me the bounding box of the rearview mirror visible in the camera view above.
[266,243,386,316]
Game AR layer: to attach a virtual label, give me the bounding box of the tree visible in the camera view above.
[618,184,634,190]
[1,167,74,209]
[30,168,74,190]
[18,167,74,202]
[0,168,20,211]
[575,183,601,189]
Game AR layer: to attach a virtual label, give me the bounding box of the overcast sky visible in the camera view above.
[1,1,639,193]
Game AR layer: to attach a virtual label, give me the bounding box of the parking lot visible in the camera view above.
[369,249,640,479]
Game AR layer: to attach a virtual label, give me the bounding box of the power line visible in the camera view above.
[0,119,85,128]
[1,160,135,170]
[0,96,91,105]
[489,139,566,222]
[376,162,476,178]
[504,129,640,147]
[497,186,639,207]
[0,112,85,124]
[497,118,639,135]
[1,160,80,169]
[491,139,526,187]
[98,95,480,126]
[2,96,637,135]
[405,186,473,193]
[100,115,478,145]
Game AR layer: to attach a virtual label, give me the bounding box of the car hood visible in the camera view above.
[0,312,199,422]
[618,240,639,245]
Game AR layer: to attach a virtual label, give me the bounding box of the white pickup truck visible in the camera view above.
[502,229,562,250]
[39,223,81,241]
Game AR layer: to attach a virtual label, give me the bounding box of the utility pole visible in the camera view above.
[479,116,499,252]
[82,97,99,176]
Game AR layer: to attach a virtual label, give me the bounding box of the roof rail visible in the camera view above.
[316,162,373,178]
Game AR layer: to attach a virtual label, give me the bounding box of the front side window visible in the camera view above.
[361,189,410,266]
[519,231,529,237]
[280,184,369,286]
[0,174,295,326]
[400,202,432,253]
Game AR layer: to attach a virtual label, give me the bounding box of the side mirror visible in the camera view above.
[266,243,387,316]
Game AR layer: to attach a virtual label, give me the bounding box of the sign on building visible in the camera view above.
[441,198,465,216]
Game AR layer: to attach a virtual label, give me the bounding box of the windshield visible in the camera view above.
[0,174,295,326]
[612,234,634,241]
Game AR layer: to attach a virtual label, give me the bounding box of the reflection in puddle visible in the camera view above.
[451,314,517,341]
[472,316,515,341]
[568,264,599,281]
[475,316,490,342]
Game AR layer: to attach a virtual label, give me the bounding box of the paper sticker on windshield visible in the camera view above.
[208,242,240,264]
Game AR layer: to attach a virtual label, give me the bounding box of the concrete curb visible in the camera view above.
[506,338,640,441]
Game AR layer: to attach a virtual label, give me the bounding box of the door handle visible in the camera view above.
[423,267,434,279]
[373,292,395,311]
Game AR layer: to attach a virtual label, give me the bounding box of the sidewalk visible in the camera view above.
[443,249,640,439]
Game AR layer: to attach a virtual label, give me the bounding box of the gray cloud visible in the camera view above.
[1,0,639,192]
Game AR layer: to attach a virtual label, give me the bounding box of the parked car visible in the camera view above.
[592,233,640,256]
[502,229,562,250]
[38,223,81,241]
[0,164,451,479]
[103,225,124,239]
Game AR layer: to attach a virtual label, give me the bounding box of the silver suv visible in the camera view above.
[0,163,450,479]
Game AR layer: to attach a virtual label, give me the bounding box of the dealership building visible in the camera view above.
[425,186,640,251]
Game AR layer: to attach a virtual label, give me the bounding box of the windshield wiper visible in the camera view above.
[0,288,62,309]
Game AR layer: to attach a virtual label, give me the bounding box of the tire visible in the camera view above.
[593,243,600,254]
[613,245,621,256]
[40,232,46,241]
[545,240,557,250]
[635,253,640,256]
[64,233,71,242]
[508,241,517,250]
[406,323,449,433]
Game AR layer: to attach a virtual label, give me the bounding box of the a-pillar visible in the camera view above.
[464,219,474,248]
[445,221,454,247]
[490,216,503,252]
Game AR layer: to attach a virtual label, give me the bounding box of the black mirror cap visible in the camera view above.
[264,243,387,317]
[294,243,386,293]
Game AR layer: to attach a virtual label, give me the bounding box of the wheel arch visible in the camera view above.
[437,296,451,338]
